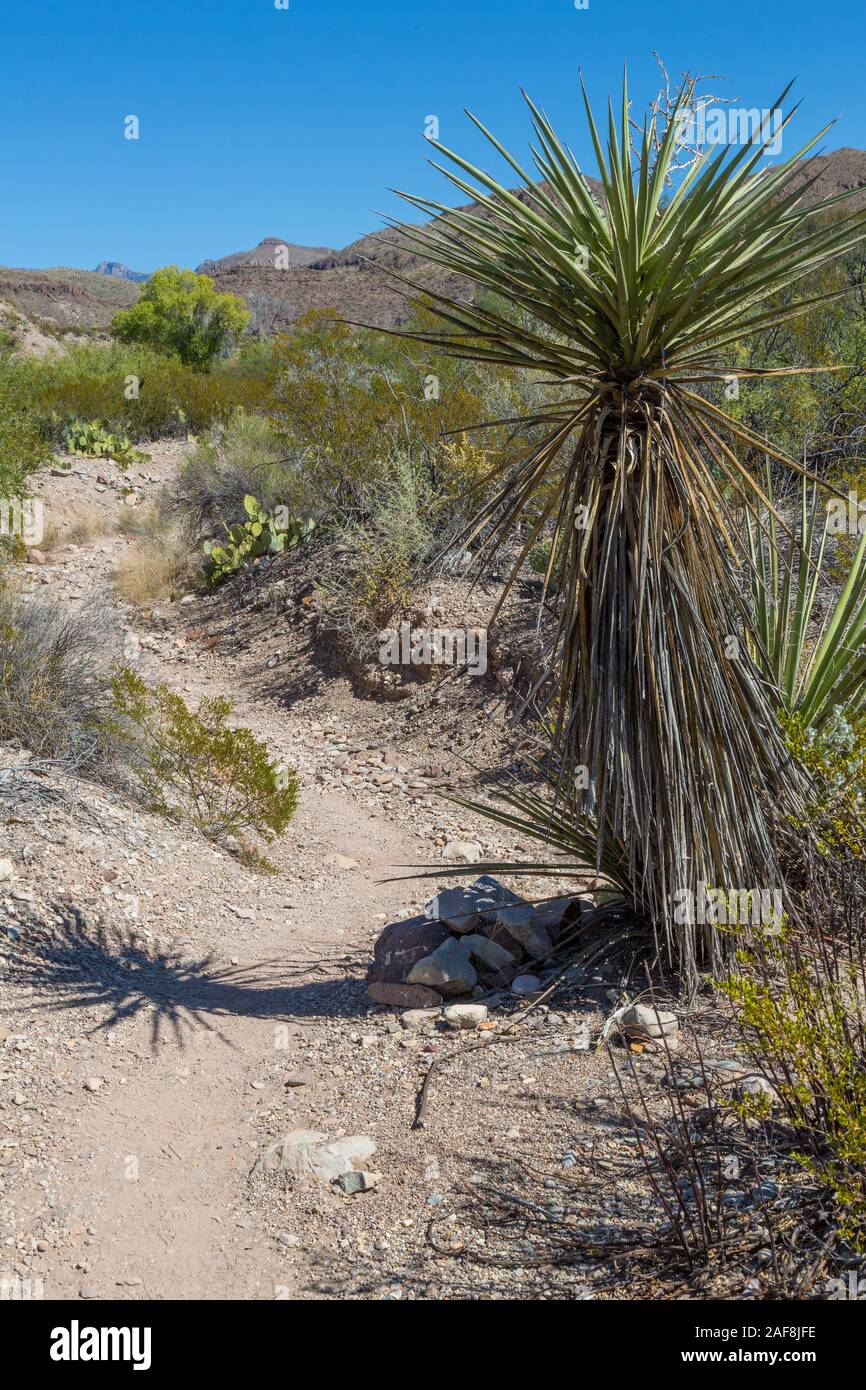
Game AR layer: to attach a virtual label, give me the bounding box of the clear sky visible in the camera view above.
[1,0,863,271]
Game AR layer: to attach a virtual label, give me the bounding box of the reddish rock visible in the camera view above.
[369,915,451,984]
[366,981,443,1009]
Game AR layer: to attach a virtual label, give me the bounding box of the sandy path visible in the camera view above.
[5,447,448,1299]
[24,789,426,1301]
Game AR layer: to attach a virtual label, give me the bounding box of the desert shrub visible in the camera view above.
[6,343,272,443]
[315,452,443,658]
[172,410,298,531]
[268,308,540,519]
[0,595,118,768]
[160,310,549,556]
[728,227,866,475]
[109,667,297,866]
[40,507,108,551]
[112,266,249,368]
[722,923,866,1252]
[0,371,49,558]
[219,337,276,378]
[782,708,866,857]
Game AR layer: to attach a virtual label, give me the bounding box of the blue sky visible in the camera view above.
[1,0,863,271]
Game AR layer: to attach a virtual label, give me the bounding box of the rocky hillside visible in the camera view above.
[196,236,335,274]
[781,146,866,209]
[0,267,137,329]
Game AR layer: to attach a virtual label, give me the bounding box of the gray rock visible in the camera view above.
[735,1073,781,1105]
[334,1170,382,1195]
[366,981,443,1009]
[704,1058,749,1075]
[459,932,515,971]
[442,840,482,864]
[469,874,525,915]
[407,937,477,996]
[531,895,583,941]
[399,1008,442,1030]
[511,974,542,995]
[496,905,553,960]
[252,1130,376,1184]
[668,1059,777,1102]
[284,1067,315,1088]
[369,915,450,985]
[425,885,482,934]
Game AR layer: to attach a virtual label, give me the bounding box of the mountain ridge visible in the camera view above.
[93,260,150,283]
[3,147,865,334]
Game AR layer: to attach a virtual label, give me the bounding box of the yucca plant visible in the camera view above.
[386,75,866,979]
[747,469,866,728]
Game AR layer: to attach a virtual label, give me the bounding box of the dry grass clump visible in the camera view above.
[113,506,198,605]
[40,507,107,551]
[0,593,119,769]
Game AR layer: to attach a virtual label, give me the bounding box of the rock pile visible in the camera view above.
[366,875,584,1009]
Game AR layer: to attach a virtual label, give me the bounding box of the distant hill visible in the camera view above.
[778,147,866,210]
[94,260,149,283]
[197,237,335,275]
[0,267,138,328]
[202,182,604,335]
[4,147,866,336]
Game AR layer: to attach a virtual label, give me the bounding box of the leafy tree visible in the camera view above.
[112,266,249,369]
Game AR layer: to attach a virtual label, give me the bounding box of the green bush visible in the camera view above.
[314,452,441,658]
[109,666,297,867]
[112,266,249,368]
[723,930,866,1251]
[268,307,542,520]
[0,370,49,503]
[782,708,866,858]
[172,410,299,531]
[5,342,273,443]
[0,375,48,562]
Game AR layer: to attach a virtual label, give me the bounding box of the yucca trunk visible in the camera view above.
[554,383,795,973]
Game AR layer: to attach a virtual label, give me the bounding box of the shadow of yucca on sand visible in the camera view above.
[4,917,372,1047]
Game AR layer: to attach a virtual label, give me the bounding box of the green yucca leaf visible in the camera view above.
[747,467,866,729]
